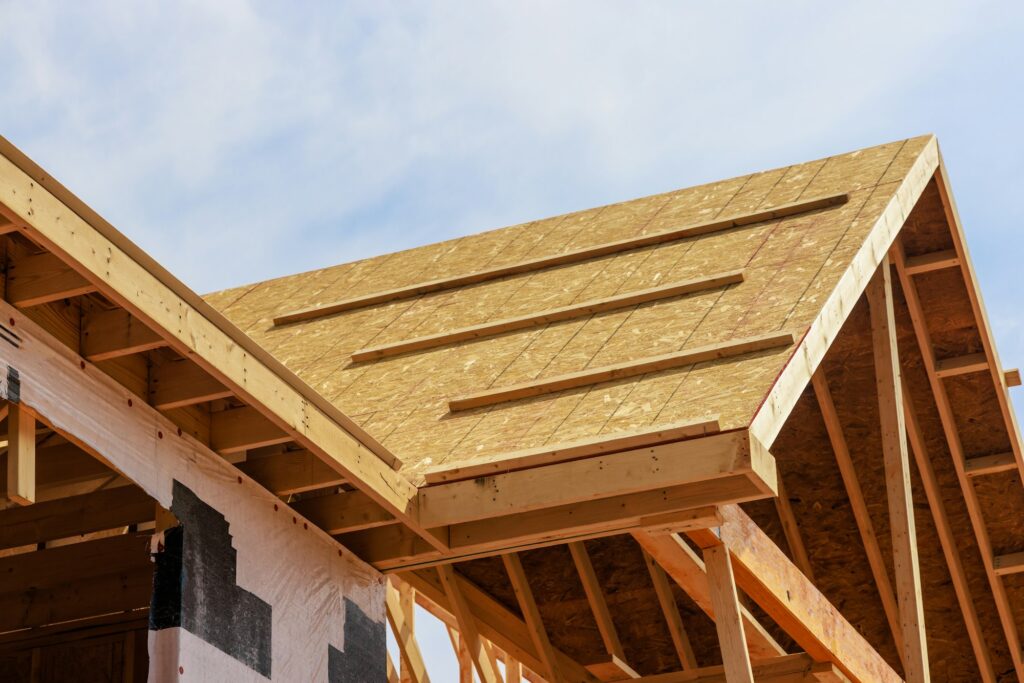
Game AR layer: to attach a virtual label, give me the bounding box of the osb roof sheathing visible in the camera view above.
[207,136,933,481]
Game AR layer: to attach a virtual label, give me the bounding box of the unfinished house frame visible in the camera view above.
[0,134,1021,682]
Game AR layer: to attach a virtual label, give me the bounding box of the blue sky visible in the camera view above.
[2,1,1023,677]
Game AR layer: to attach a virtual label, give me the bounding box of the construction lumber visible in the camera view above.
[625,654,845,683]
[150,358,233,409]
[631,531,784,659]
[237,448,347,495]
[933,352,989,379]
[210,405,291,454]
[418,431,775,528]
[963,452,1018,478]
[385,579,431,683]
[992,552,1024,577]
[275,194,846,324]
[449,332,795,411]
[438,565,506,683]
[687,505,903,683]
[7,251,96,308]
[641,548,697,670]
[82,308,166,361]
[351,271,744,362]
[5,403,35,505]
[893,240,1024,678]
[339,523,443,568]
[289,490,396,534]
[568,541,637,678]
[811,369,904,658]
[0,441,123,502]
[425,417,720,484]
[1005,368,1022,387]
[703,544,754,683]
[902,248,960,275]
[865,258,929,683]
[503,553,563,682]
[0,485,152,550]
[772,476,814,582]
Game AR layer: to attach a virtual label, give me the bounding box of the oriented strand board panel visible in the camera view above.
[207,136,935,481]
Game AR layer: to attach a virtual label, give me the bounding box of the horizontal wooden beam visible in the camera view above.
[963,451,1018,478]
[632,654,844,682]
[419,430,775,528]
[352,271,744,362]
[7,251,97,308]
[237,448,347,496]
[425,417,720,484]
[290,490,396,534]
[150,358,233,409]
[0,485,152,550]
[934,352,989,379]
[902,248,959,276]
[687,505,902,683]
[275,194,847,325]
[210,405,291,454]
[992,551,1024,577]
[449,332,795,412]
[0,442,124,502]
[82,308,166,361]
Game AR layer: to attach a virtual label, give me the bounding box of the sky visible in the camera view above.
[2,1,1023,678]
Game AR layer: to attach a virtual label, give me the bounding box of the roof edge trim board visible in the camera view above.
[351,270,744,362]
[423,416,720,484]
[274,193,848,325]
[748,135,940,447]
[448,331,795,412]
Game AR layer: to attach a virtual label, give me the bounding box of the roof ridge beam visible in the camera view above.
[274,194,847,325]
[449,332,794,412]
[352,271,744,362]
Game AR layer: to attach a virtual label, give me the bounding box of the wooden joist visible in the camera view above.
[289,490,396,534]
[449,332,795,412]
[275,193,847,325]
[0,485,152,550]
[5,403,35,506]
[210,405,291,454]
[82,308,166,362]
[933,352,990,379]
[992,551,1024,577]
[351,271,744,362]
[425,417,720,484]
[641,548,697,671]
[1005,368,1022,387]
[438,565,505,683]
[963,451,1018,478]
[502,553,562,682]
[237,448,347,495]
[7,251,96,308]
[627,653,846,682]
[569,541,639,679]
[704,544,755,683]
[902,248,959,275]
[772,476,815,582]
[385,579,432,683]
[150,358,232,409]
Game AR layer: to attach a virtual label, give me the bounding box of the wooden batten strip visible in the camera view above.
[993,551,1024,577]
[934,352,990,379]
[964,452,1018,478]
[351,271,744,362]
[903,248,960,276]
[448,332,795,412]
[424,416,720,484]
[275,194,847,325]
[1006,369,1022,387]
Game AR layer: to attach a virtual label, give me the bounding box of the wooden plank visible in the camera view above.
[1005,368,1022,387]
[290,490,396,534]
[385,579,431,683]
[418,431,775,528]
[811,369,904,659]
[275,194,846,325]
[626,654,844,683]
[631,531,784,659]
[892,240,1024,678]
[387,651,400,683]
[772,476,814,582]
[237,448,347,495]
[210,405,291,454]
[352,272,744,361]
[933,352,989,379]
[865,258,929,683]
[81,308,165,362]
[447,625,474,683]
[992,551,1024,577]
[0,485,152,550]
[424,417,720,484]
[449,332,795,411]
[338,523,443,567]
[688,505,903,683]
[503,553,563,682]
[6,403,35,505]
[150,358,233,409]
[903,388,996,682]
[0,441,121,503]
[704,544,754,683]
[568,541,632,674]
[7,251,96,308]
[641,548,697,670]
[438,565,505,683]
[963,452,1018,478]
[903,248,959,275]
